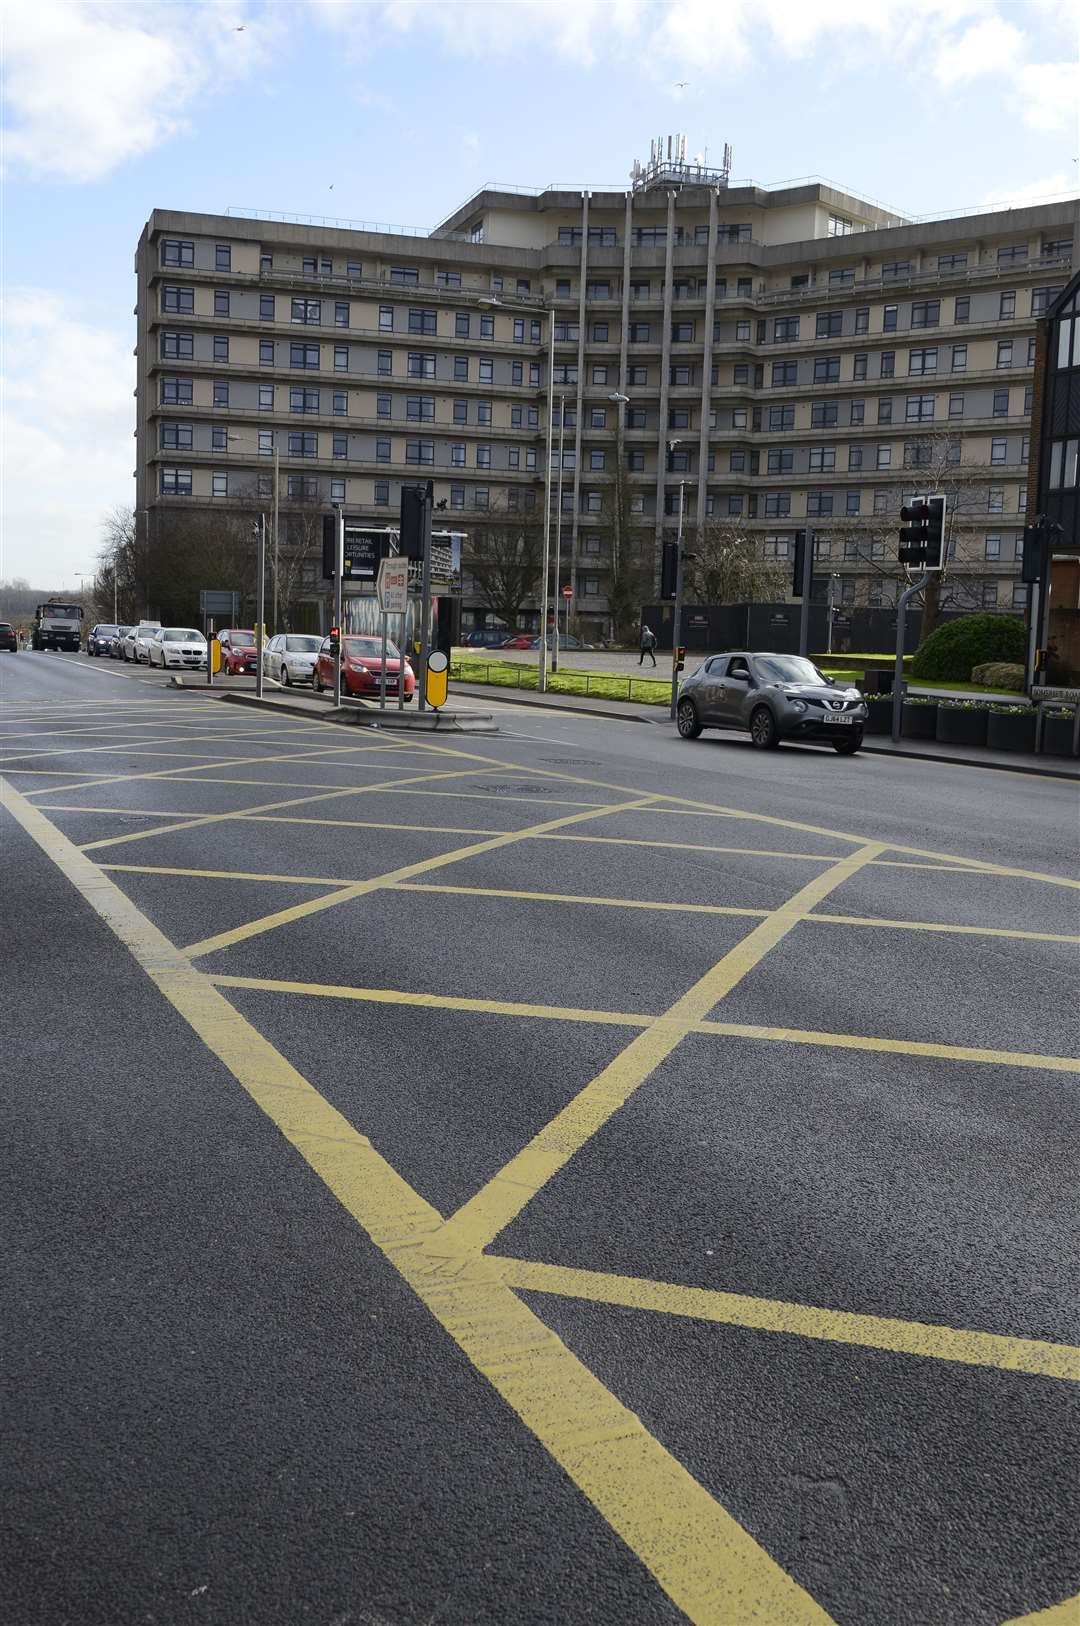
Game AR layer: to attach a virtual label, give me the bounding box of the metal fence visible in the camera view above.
[450,659,669,706]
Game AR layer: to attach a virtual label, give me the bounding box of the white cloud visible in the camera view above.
[982,171,1078,208]
[1,1,265,182]
[1012,60,1080,133]
[933,15,1027,84]
[0,290,134,583]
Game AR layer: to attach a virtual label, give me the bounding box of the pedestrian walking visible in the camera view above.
[638,624,657,666]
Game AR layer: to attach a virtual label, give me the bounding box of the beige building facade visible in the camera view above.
[135,169,1076,636]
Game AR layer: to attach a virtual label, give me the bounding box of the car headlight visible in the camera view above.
[789,699,807,713]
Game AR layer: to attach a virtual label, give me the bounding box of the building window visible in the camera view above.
[212,471,228,498]
[474,445,491,469]
[993,389,1010,416]
[160,422,193,451]
[453,400,468,425]
[259,253,272,274]
[327,478,344,502]
[1024,385,1033,414]
[162,286,194,314]
[852,354,868,381]
[390,267,419,285]
[880,352,895,377]
[816,311,843,338]
[374,481,390,504]
[346,262,361,278]
[883,305,898,332]
[332,433,347,460]
[161,331,193,360]
[379,306,394,332]
[160,467,192,496]
[259,340,274,364]
[997,339,1013,368]
[213,381,229,407]
[334,302,349,328]
[878,399,893,423]
[765,449,791,474]
[987,487,1005,512]
[369,437,388,463]
[257,430,273,455]
[161,239,194,267]
[948,393,965,418]
[990,437,1008,465]
[999,291,1016,319]
[905,394,935,421]
[406,440,435,465]
[330,345,347,372]
[477,400,492,425]
[478,358,493,384]
[829,269,854,287]
[877,446,892,469]
[768,405,795,432]
[213,335,229,362]
[909,348,938,375]
[911,301,940,328]
[849,446,863,470]
[807,492,833,517]
[408,352,436,379]
[290,343,319,369]
[292,298,321,325]
[764,493,791,517]
[1013,582,1029,609]
[1032,285,1065,317]
[955,296,970,323]
[883,261,912,281]
[407,396,435,421]
[813,356,840,382]
[811,402,839,427]
[474,487,489,509]
[377,394,391,418]
[809,448,836,472]
[905,442,932,469]
[846,491,861,514]
[985,534,1002,560]
[629,323,651,343]
[287,432,317,457]
[259,293,275,320]
[763,536,790,559]
[259,385,274,411]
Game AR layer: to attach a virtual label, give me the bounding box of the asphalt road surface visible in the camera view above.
[3,649,1079,1626]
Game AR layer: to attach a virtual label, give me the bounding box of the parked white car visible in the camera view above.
[262,632,322,686]
[122,622,162,662]
[148,627,208,670]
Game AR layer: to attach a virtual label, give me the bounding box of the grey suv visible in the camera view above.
[677,651,867,754]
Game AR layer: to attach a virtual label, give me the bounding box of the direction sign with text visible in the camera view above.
[377,558,409,616]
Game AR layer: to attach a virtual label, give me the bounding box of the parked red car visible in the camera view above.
[217,628,258,675]
[313,635,416,700]
[499,632,537,649]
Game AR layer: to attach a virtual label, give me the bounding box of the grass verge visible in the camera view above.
[450,658,670,707]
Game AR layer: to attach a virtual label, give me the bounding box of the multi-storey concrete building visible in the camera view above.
[135,157,1076,637]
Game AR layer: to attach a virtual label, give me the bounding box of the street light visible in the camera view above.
[609,394,630,647]
[667,439,687,722]
[481,295,554,691]
[227,431,279,630]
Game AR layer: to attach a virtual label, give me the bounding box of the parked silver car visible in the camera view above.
[262,632,321,686]
[676,651,867,754]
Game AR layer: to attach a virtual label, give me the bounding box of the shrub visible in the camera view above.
[911,614,1026,682]
[970,661,1025,691]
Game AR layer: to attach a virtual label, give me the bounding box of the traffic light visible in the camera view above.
[791,529,807,597]
[674,645,686,672]
[898,500,930,564]
[660,539,678,600]
[321,514,337,579]
[1020,524,1045,585]
[400,481,433,562]
[899,494,947,568]
[328,626,340,656]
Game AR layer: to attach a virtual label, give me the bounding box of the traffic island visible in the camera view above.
[216,690,499,733]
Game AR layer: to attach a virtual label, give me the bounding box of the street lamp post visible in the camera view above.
[609,392,630,647]
[552,393,565,673]
[669,477,686,722]
[480,296,553,691]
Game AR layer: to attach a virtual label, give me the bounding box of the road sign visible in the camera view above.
[377,558,409,616]
[426,648,449,709]
[562,584,573,600]
[199,589,240,618]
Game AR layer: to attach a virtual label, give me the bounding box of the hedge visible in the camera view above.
[910,614,1026,682]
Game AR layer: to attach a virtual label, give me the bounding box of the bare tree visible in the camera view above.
[686,517,790,605]
[276,491,329,632]
[463,501,544,631]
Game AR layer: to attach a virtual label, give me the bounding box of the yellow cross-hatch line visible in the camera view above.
[436,842,889,1257]
[0,776,837,1626]
[491,1257,1080,1384]
[179,792,662,959]
[1001,1592,1080,1624]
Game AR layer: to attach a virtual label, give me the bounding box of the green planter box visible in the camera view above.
[987,709,1036,752]
[901,700,939,740]
[864,697,894,735]
[1042,713,1077,757]
[935,705,989,747]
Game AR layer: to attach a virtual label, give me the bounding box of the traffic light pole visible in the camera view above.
[333,504,344,710]
[797,530,814,656]
[255,516,266,701]
[891,572,930,742]
[668,481,686,721]
[417,486,434,713]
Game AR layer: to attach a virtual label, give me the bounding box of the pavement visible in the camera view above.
[2,647,1079,1626]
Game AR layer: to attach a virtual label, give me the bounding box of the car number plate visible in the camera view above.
[824,713,853,725]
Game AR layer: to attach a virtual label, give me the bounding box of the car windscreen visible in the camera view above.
[285,636,320,652]
[753,655,827,685]
[163,629,203,642]
[344,638,399,659]
[230,631,256,646]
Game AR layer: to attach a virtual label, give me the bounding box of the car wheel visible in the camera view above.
[750,705,780,750]
[832,728,863,756]
[676,698,703,739]
[280,665,290,687]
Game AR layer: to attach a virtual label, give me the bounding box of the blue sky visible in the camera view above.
[3,0,1078,586]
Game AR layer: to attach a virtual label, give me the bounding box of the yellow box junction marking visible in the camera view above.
[491,1257,1080,1384]
[1,776,835,1626]
[1001,1593,1080,1624]
[437,842,888,1257]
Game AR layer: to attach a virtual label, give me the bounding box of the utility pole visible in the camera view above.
[271,443,280,632]
[668,479,686,721]
[333,504,344,709]
[798,530,814,656]
[254,516,266,700]
[417,484,434,713]
[552,394,565,673]
[539,306,554,693]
